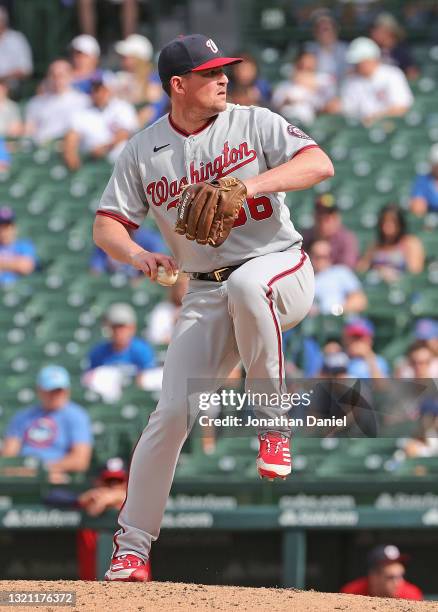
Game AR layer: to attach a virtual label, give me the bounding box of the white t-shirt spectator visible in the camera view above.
[341,63,413,121]
[70,98,138,153]
[0,29,33,78]
[26,89,90,144]
[272,73,336,125]
[315,264,362,314]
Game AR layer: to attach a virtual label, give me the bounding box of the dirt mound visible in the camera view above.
[0,580,436,612]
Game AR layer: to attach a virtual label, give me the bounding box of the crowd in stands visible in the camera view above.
[0,3,437,472]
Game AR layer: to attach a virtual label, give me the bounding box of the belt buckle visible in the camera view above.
[213,267,228,282]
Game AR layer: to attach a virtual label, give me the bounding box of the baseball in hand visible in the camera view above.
[156,265,179,286]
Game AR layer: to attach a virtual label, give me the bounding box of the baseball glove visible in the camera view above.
[174,177,247,247]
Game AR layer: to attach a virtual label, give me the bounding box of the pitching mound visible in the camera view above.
[0,580,437,611]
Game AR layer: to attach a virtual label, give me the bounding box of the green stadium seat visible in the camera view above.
[393,457,438,478]
[315,453,388,478]
[0,456,43,483]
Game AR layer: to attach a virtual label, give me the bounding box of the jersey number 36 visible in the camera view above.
[233,196,273,227]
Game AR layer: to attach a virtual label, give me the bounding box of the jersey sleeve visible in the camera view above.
[68,408,93,445]
[342,269,362,294]
[410,174,427,198]
[0,138,10,165]
[15,32,33,74]
[97,138,148,229]
[340,79,362,118]
[16,239,37,261]
[253,106,319,169]
[133,339,156,370]
[385,67,413,108]
[113,101,139,133]
[86,344,104,370]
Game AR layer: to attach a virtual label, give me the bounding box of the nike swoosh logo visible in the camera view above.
[153,144,170,152]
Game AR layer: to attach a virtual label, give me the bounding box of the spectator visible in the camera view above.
[0,78,22,137]
[83,302,156,401]
[311,239,367,315]
[228,83,261,107]
[228,52,271,106]
[357,204,425,282]
[78,0,138,40]
[370,13,418,80]
[410,143,438,216]
[63,77,138,170]
[341,37,413,124]
[0,137,10,171]
[146,274,189,345]
[319,350,349,378]
[1,365,93,481]
[343,318,390,378]
[90,226,167,278]
[0,206,36,286]
[112,34,168,127]
[304,9,348,84]
[341,545,423,599]
[0,7,33,89]
[70,34,105,95]
[396,338,438,379]
[403,397,438,459]
[314,350,377,436]
[272,51,337,125]
[302,194,359,268]
[25,60,90,145]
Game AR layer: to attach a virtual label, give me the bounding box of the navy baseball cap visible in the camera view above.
[321,351,349,375]
[0,206,15,224]
[158,34,242,84]
[367,545,409,570]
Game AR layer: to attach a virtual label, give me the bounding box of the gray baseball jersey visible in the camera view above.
[97,103,319,272]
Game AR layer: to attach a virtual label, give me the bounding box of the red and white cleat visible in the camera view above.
[257,433,291,480]
[104,554,151,582]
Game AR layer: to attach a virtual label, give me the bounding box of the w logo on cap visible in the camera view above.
[206,39,218,54]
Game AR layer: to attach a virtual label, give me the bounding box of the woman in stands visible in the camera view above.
[357,204,424,282]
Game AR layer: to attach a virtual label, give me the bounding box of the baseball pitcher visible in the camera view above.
[93,34,334,581]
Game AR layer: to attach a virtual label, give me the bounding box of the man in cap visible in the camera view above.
[70,34,104,94]
[341,36,413,124]
[85,302,155,376]
[63,75,138,170]
[343,318,390,378]
[302,193,359,269]
[1,365,93,478]
[341,544,423,599]
[410,143,438,216]
[0,206,37,286]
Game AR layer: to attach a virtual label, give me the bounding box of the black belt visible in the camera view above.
[189,263,244,282]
